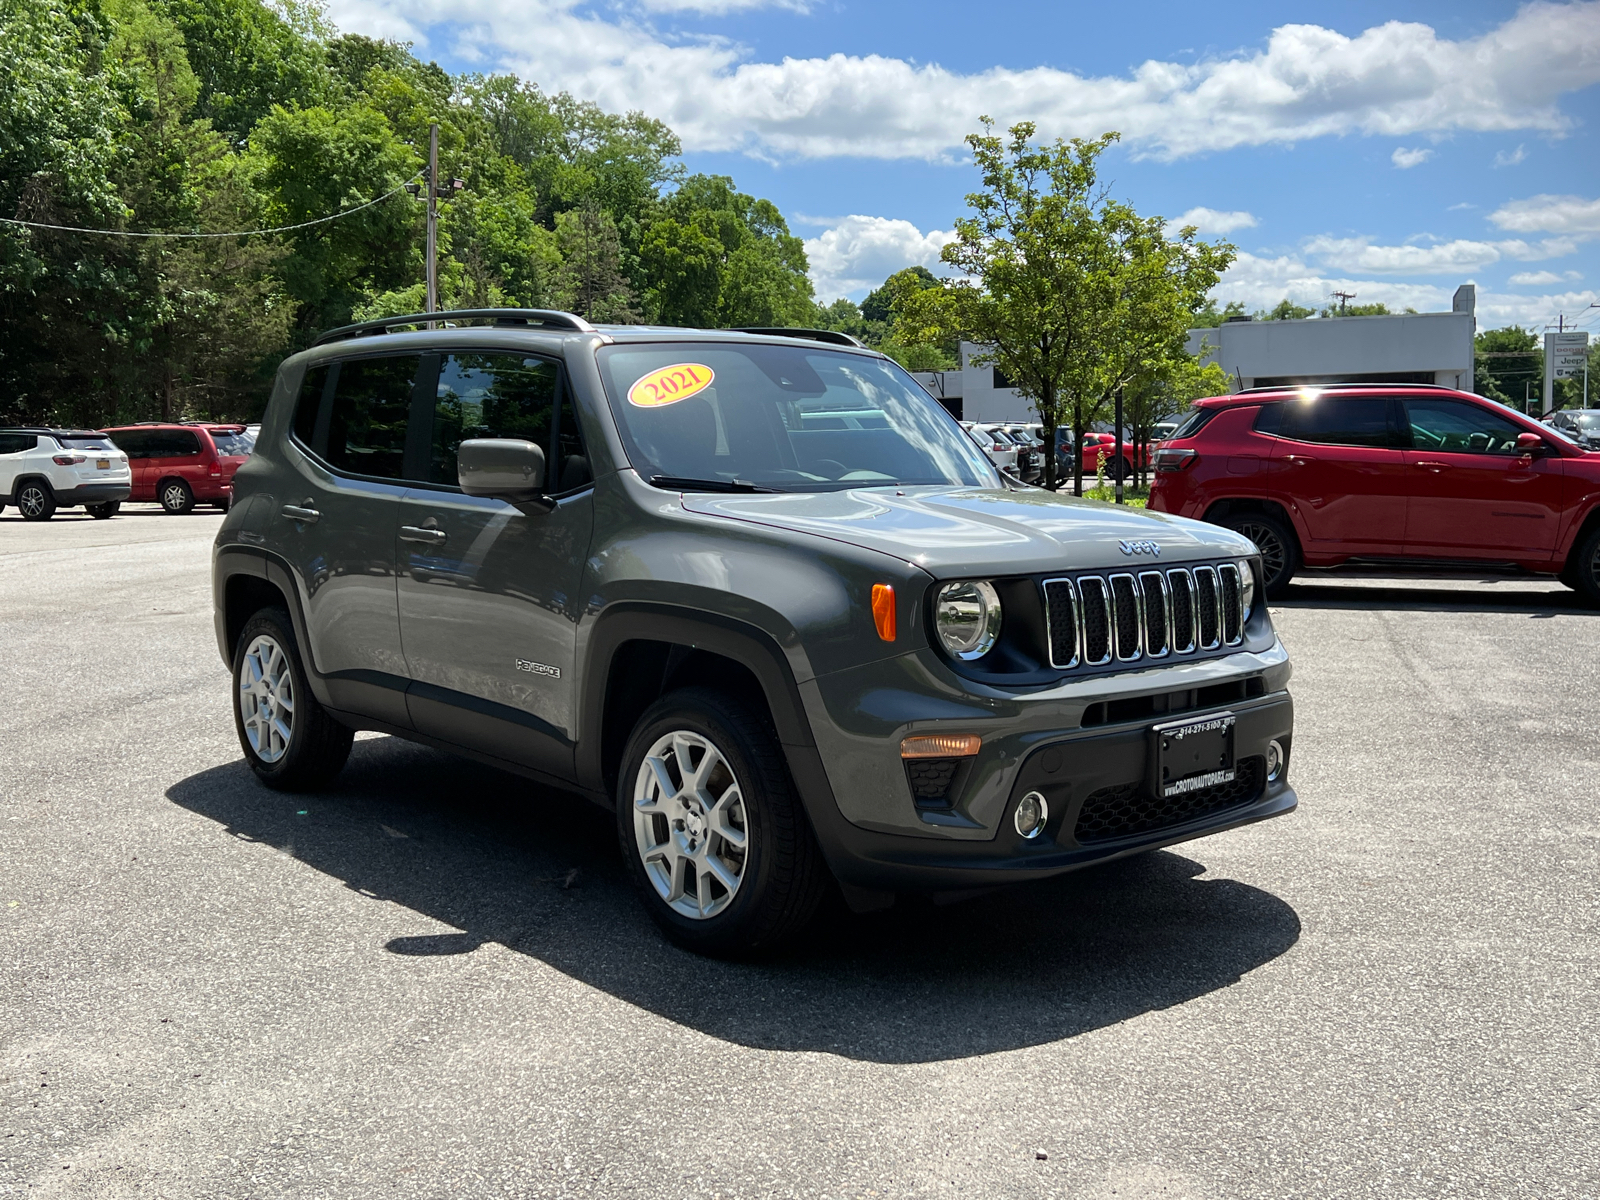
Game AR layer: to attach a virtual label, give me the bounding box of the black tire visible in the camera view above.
[86,501,120,520]
[1110,456,1133,482]
[16,480,55,521]
[1568,525,1600,608]
[1218,509,1299,598]
[616,687,827,956]
[159,478,195,514]
[232,607,353,791]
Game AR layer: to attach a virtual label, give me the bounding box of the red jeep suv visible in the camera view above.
[1148,384,1600,604]
[100,423,252,513]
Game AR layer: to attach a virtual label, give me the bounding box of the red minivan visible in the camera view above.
[100,423,252,513]
[1148,384,1600,604]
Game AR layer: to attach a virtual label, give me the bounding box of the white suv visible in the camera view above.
[0,428,132,520]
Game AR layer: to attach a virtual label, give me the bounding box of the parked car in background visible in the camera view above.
[990,425,1042,483]
[1545,409,1600,449]
[0,428,132,520]
[1080,432,1155,481]
[101,423,252,513]
[962,422,1019,475]
[1149,382,1600,604]
[1151,417,1182,442]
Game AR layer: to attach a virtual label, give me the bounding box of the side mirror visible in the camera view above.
[1515,432,1545,456]
[457,438,547,502]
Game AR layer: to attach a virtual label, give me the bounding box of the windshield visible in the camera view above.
[209,431,253,456]
[597,343,999,491]
[1571,411,1600,429]
[58,436,116,451]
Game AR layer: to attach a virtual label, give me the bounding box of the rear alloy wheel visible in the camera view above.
[86,501,120,520]
[618,687,827,956]
[160,479,195,514]
[1570,525,1600,608]
[16,481,55,521]
[1220,511,1299,598]
[233,607,353,790]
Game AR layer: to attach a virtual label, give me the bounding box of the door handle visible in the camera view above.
[1282,454,1315,465]
[1413,461,1450,472]
[280,504,319,523]
[399,525,448,544]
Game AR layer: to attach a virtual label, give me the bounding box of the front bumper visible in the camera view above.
[794,691,1295,892]
[54,483,132,504]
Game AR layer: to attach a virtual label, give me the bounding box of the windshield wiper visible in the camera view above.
[649,475,780,494]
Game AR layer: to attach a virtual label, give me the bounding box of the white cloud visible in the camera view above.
[1490,193,1600,234]
[633,0,808,11]
[327,0,1600,161]
[802,216,955,301]
[1305,234,1581,274]
[1209,251,1595,329]
[1494,143,1529,167]
[1391,146,1433,168]
[1167,207,1258,235]
[1508,269,1577,285]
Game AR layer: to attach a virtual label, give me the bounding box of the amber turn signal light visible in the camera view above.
[871,583,896,642]
[900,733,982,759]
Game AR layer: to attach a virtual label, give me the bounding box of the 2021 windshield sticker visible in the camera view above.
[628,363,714,408]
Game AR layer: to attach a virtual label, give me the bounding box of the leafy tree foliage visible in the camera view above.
[0,0,816,425]
[897,121,1232,491]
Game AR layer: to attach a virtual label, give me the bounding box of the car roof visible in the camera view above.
[307,308,881,357]
[1196,383,1479,408]
[101,422,243,430]
[0,426,104,437]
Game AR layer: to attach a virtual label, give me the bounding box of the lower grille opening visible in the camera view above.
[1074,756,1266,844]
[1081,676,1267,728]
[906,758,969,810]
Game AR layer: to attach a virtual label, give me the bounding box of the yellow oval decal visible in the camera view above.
[628,363,715,408]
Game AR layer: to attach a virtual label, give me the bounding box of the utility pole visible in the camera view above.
[425,122,439,324]
[1114,387,1124,505]
[1331,290,1356,315]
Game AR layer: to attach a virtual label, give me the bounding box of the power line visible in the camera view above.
[0,173,423,240]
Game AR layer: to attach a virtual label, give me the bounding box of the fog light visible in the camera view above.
[1014,791,1049,839]
[1266,740,1285,782]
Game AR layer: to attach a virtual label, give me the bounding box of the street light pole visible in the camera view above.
[425,122,439,325]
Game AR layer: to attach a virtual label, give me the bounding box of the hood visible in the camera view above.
[679,486,1254,576]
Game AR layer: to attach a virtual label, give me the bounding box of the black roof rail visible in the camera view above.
[312,308,597,347]
[727,327,867,348]
[1232,381,1457,396]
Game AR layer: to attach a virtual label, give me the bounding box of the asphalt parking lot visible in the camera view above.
[3,508,1597,1199]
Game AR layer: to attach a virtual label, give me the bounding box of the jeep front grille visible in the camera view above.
[1044,560,1245,670]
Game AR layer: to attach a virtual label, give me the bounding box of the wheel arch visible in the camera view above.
[579,605,817,806]
[1203,496,1302,546]
[1560,501,1600,579]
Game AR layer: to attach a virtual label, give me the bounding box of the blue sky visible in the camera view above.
[329,0,1600,332]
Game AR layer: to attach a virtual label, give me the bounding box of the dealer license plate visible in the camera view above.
[97,459,110,469]
[1153,713,1235,799]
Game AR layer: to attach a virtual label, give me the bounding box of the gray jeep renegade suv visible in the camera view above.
[213,309,1296,954]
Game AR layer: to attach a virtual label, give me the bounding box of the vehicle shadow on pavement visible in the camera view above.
[1278,580,1596,615]
[167,736,1301,1064]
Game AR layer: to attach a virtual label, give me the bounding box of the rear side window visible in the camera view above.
[294,365,329,447]
[1169,408,1216,440]
[1404,397,1527,455]
[0,433,38,454]
[153,429,202,457]
[325,356,418,479]
[1283,396,1395,447]
[1251,404,1285,436]
[429,353,558,486]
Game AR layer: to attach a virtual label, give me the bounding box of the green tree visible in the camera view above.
[553,203,638,322]
[1190,299,1247,328]
[1475,325,1541,410]
[1259,298,1315,321]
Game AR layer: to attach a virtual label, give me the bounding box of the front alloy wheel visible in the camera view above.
[17,483,54,521]
[632,731,749,920]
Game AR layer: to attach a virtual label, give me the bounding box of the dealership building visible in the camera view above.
[916,283,1478,423]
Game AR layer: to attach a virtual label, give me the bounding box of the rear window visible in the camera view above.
[1168,408,1217,440]
[209,431,252,456]
[58,435,116,451]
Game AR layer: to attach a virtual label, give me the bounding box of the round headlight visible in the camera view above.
[935,580,1002,660]
[1238,559,1257,622]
